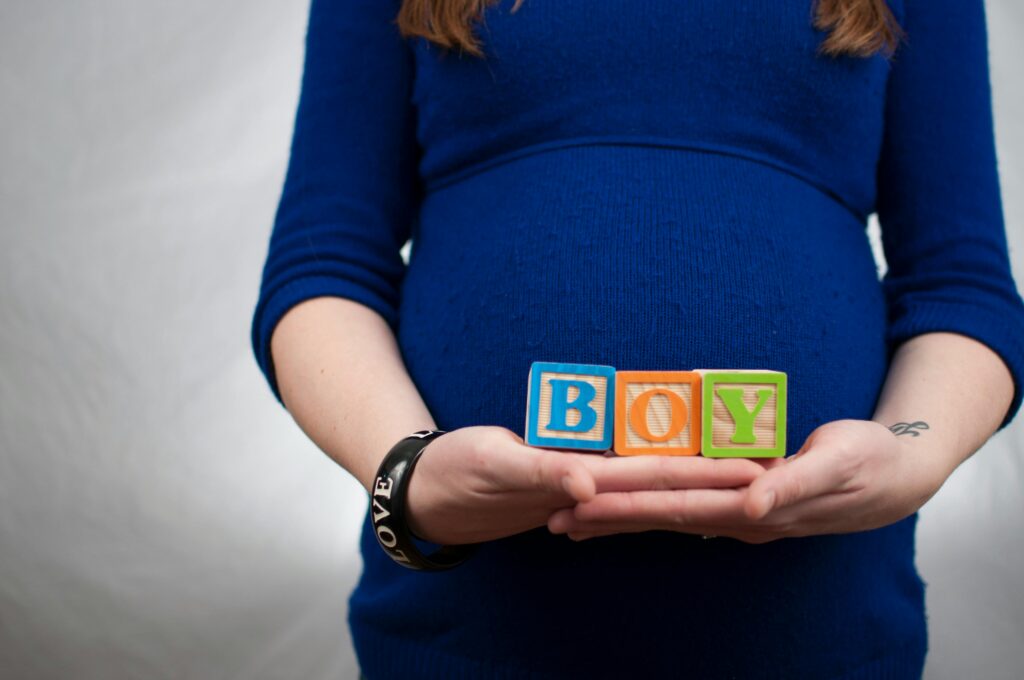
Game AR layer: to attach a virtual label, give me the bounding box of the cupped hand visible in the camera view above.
[404,425,598,545]
[548,419,950,544]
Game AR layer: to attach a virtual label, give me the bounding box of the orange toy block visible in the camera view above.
[613,371,702,456]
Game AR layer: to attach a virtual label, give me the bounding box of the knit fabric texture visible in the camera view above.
[250,0,1024,677]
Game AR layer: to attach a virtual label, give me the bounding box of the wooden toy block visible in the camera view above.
[613,371,702,456]
[698,370,787,458]
[525,361,616,451]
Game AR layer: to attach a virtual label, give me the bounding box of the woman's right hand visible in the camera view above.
[404,426,598,545]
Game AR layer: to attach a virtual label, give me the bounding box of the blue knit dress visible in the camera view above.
[251,0,1024,677]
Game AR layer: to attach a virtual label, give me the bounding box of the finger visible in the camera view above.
[571,487,750,525]
[564,526,730,541]
[549,507,675,536]
[555,485,868,542]
[515,447,597,503]
[574,455,766,493]
[561,458,597,503]
[489,434,597,502]
[550,510,735,541]
[548,507,579,533]
[548,508,663,536]
[564,525,675,539]
[744,441,856,520]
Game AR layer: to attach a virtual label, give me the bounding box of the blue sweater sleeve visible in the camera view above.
[250,0,418,406]
[875,0,1024,429]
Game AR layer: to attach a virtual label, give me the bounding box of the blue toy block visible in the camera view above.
[524,361,616,451]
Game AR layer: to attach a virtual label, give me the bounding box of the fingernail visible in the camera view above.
[763,490,776,513]
[561,475,574,496]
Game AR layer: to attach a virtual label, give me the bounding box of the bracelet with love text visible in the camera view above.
[370,429,477,571]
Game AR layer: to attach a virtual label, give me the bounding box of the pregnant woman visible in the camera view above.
[251,0,1024,677]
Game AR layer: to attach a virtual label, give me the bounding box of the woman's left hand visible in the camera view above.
[548,419,953,544]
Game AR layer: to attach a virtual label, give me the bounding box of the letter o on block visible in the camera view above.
[629,388,688,442]
[614,371,701,456]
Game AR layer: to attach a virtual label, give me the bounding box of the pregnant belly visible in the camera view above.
[397,144,888,453]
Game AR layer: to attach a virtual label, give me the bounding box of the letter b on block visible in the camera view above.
[525,361,615,451]
[613,371,702,456]
[700,370,787,458]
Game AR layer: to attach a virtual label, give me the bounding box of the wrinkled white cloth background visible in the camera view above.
[1,1,1022,678]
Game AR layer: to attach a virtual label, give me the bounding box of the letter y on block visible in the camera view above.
[698,370,787,458]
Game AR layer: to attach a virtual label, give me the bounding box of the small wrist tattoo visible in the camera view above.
[889,421,930,437]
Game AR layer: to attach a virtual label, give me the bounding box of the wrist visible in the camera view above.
[877,420,957,503]
[356,423,441,495]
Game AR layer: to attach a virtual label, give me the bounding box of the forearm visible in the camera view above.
[870,331,1015,485]
[270,296,437,494]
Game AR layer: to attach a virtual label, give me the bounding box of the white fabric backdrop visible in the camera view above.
[1,1,1021,678]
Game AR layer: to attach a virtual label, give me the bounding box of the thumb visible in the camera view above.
[744,439,846,520]
[528,449,597,503]
[745,435,815,519]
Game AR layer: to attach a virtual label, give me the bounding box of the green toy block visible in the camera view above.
[699,370,787,458]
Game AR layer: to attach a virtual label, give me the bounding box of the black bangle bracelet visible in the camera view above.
[370,429,477,571]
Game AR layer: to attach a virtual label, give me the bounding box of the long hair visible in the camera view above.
[396,0,905,59]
